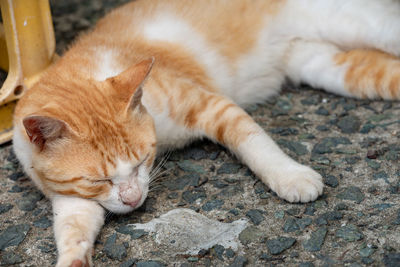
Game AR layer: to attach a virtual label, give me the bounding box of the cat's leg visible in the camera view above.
[167,88,323,203]
[284,0,400,56]
[52,196,104,267]
[285,39,400,100]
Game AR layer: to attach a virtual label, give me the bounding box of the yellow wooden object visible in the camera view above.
[0,0,57,144]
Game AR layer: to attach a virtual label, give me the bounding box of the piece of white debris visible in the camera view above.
[130,208,249,255]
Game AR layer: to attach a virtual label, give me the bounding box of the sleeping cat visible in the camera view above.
[12,0,400,266]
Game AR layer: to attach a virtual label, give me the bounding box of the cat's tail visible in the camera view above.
[285,39,400,100]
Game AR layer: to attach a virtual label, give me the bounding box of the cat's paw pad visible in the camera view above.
[271,165,323,203]
[70,259,89,267]
[56,242,92,267]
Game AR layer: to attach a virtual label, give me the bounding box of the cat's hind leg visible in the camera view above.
[285,0,400,56]
[168,86,323,202]
[52,196,104,267]
[285,39,400,100]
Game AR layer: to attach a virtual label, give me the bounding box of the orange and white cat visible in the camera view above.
[12,0,400,266]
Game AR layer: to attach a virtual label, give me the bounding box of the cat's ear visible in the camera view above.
[107,58,154,113]
[22,115,70,151]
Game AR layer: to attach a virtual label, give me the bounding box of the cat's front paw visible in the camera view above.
[269,165,324,203]
[55,241,92,267]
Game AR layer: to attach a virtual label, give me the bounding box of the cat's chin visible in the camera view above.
[99,196,146,214]
[99,201,136,214]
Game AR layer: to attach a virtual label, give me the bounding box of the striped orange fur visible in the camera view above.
[335,49,400,99]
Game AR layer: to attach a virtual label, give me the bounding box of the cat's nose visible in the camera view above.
[122,197,141,208]
[119,183,142,208]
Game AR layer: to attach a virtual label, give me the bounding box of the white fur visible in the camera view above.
[53,196,104,267]
[141,89,203,151]
[12,125,46,191]
[143,14,234,93]
[236,133,323,203]
[282,0,400,55]
[99,159,149,213]
[142,13,286,107]
[285,40,351,97]
[92,49,124,81]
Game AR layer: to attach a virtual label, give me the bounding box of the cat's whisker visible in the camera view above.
[152,150,171,174]
[148,185,164,193]
[149,151,172,182]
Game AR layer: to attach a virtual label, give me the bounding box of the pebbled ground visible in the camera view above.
[0,1,399,266]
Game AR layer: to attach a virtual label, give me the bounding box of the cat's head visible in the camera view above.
[17,59,157,214]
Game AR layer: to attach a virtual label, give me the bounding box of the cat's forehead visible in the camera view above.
[115,158,134,177]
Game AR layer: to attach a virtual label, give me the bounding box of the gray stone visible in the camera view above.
[246,209,265,225]
[303,227,327,252]
[217,163,242,174]
[177,160,205,174]
[323,175,339,188]
[373,203,393,211]
[8,185,26,193]
[297,218,312,230]
[272,99,292,117]
[312,137,351,154]
[119,258,137,267]
[270,127,299,136]
[225,248,235,258]
[0,204,13,214]
[392,209,400,225]
[103,233,127,261]
[33,216,52,229]
[315,107,330,116]
[116,225,148,240]
[373,171,389,183]
[266,236,296,255]
[0,224,30,250]
[383,253,400,267]
[385,150,399,161]
[360,123,376,134]
[337,115,361,133]
[228,256,248,267]
[186,257,198,262]
[8,172,24,181]
[221,185,244,197]
[366,159,381,170]
[344,156,361,164]
[316,125,329,131]
[283,218,299,233]
[317,211,343,223]
[163,174,200,190]
[182,188,207,203]
[136,261,166,267]
[202,199,224,211]
[299,262,315,267]
[335,224,363,242]
[286,208,300,216]
[239,226,264,245]
[16,191,44,211]
[132,209,248,255]
[301,95,320,105]
[362,257,374,264]
[274,210,285,219]
[229,209,239,216]
[360,247,375,257]
[277,139,308,156]
[336,186,365,203]
[0,251,24,265]
[37,241,56,254]
[212,244,225,260]
[183,147,208,160]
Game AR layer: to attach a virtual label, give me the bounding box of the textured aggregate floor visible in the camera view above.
[0,1,400,266]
